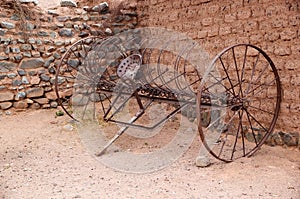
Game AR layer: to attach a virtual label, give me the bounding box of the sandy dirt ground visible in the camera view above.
[0,109,299,198]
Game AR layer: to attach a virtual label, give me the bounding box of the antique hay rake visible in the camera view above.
[55,28,281,163]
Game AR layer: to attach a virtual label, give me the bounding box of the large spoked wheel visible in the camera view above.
[197,44,281,162]
[55,36,105,120]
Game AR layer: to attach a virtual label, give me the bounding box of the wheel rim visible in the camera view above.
[197,44,281,162]
[55,36,105,120]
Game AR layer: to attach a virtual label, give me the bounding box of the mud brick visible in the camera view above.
[191,0,211,6]
[250,33,263,44]
[172,25,181,31]
[237,8,252,20]
[289,0,299,11]
[224,13,236,23]
[245,20,258,32]
[182,23,195,30]
[269,56,284,68]
[280,102,290,115]
[267,86,278,97]
[202,17,213,26]
[197,30,208,39]
[259,0,273,4]
[187,9,198,19]
[207,5,219,14]
[236,36,249,44]
[291,74,300,86]
[219,26,231,36]
[280,119,298,131]
[261,101,275,116]
[211,38,224,49]
[289,115,299,128]
[280,75,291,85]
[159,1,172,9]
[149,0,158,5]
[213,17,223,25]
[172,1,181,8]
[264,31,280,42]
[216,5,228,13]
[280,28,297,40]
[168,12,178,22]
[207,25,219,37]
[182,0,191,7]
[272,16,289,28]
[229,0,244,9]
[265,5,286,17]
[274,46,291,56]
[284,88,298,100]
[290,103,300,114]
[285,60,296,70]
[291,43,300,55]
[288,15,300,26]
[231,22,244,34]
[251,6,265,17]
[259,20,271,33]
[224,38,237,47]
[188,31,198,39]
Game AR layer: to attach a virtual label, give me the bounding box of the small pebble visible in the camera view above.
[63,124,73,131]
[5,110,12,115]
[195,155,211,167]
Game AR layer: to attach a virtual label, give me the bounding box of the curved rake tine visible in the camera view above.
[174,42,197,94]
[156,37,178,92]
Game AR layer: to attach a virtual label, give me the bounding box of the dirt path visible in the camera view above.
[0,109,299,198]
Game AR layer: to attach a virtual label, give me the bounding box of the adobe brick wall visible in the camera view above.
[137,0,299,139]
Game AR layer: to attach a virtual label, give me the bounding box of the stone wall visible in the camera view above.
[0,1,137,111]
[136,0,300,147]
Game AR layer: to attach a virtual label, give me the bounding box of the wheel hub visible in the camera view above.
[230,97,249,111]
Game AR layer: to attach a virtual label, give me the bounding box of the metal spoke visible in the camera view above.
[247,104,275,115]
[246,52,260,94]
[240,45,248,94]
[232,47,242,98]
[217,111,239,158]
[244,108,267,132]
[245,110,258,146]
[245,62,269,96]
[239,110,246,156]
[243,79,276,99]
